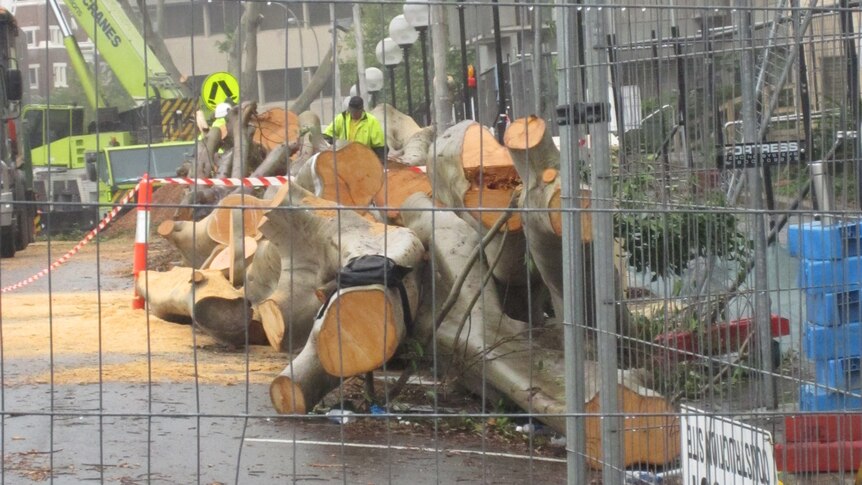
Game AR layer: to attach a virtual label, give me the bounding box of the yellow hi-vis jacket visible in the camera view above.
[323,111,385,149]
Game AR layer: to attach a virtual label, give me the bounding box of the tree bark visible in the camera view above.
[227,3,262,102]
[258,182,424,374]
[135,268,267,347]
[293,142,384,215]
[400,194,677,466]
[429,120,528,286]
[504,116,635,353]
[431,3,453,129]
[289,45,335,114]
[270,315,341,414]
[157,217,218,269]
[368,104,422,151]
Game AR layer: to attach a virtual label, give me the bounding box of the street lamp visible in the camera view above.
[375,37,402,108]
[388,14,418,116]
[403,1,431,124]
[365,67,384,107]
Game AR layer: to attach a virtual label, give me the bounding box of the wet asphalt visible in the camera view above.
[0,241,567,484]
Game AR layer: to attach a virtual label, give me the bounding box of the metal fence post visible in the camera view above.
[556,2,587,482]
[582,1,624,481]
[736,1,776,409]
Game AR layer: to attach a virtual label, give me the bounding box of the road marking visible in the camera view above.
[245,437,566,463]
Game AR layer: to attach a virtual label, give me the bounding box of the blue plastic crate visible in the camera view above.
[787,219,862,260]
[801,256,862,291]
[804,321,862,360]
[800,384,862,411]
[806,288,862,326]
[815,357,862,389]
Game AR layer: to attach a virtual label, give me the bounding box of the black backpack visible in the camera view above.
[317,255,414,332]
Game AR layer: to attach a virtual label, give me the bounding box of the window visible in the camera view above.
[53,63,67,88]
[307,2,351,27]
[28,65,39,90]
[23,28,37,47]
[160,4,204,38]
[49,26,63,46]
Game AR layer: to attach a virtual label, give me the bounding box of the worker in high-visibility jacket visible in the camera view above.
[199,102,230,141]
[323,96,386,161]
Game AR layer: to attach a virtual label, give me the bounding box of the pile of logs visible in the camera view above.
[141,104,679,467]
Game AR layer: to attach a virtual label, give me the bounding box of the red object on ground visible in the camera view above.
[652,315,790,362]
[785,414,862,443]
[775,440,862,473]
[132,173,152,309]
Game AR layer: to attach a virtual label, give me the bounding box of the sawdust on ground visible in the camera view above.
[2,219,285,388]
[1,290,286,386]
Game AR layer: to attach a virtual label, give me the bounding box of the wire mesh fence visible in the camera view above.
[0,0,861,483]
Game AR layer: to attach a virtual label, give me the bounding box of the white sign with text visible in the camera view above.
[680,405,777,485]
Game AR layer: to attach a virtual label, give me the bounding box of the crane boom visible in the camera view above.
[55,0,186,104]
[47,0,105,110]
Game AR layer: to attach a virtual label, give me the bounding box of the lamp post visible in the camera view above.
[388,14,418,117]
[403,1,430,124]
[365,67,384,107]
[375,37,402,108]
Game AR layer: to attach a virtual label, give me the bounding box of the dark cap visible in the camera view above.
[348,96,364,110]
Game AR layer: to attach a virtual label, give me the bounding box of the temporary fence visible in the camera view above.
[1,0,862,484]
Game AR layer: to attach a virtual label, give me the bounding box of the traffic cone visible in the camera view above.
[132,173,153,309]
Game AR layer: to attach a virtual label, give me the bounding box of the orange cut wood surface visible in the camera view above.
[463,187,522,232]
[270,375,307,414]
[314,143,384,213]
[373,167,433,220]
[584,386,680,468]
[253,108,299,151]
[317,289,400,377]
[462,123,514,169]
[207,194,270,244]
[548,187,592,241]
[503,115,546,150]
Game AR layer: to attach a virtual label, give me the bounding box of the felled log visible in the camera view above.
[504,115,633,341]
[258,182,424,377]
[294,142,384,215]
[400,193,678,467]
[367,104,433,165]
[252,108,299,152]
[157,216,218,269]
[428,120,527,286]
[369,103,421,152]
[135,267,267,347]
[270,315,341,414]
[372,164,432,224]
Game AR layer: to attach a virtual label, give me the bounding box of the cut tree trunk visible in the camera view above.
[157,217,218,269]
[504,115,634,344]
[372,164,432,224]
[400,193,678,467]
[428,120,527,287]
[135,267,268,347]
[293,143,384,215]
[369,103,421,152]
[252,108,299,152]
[289,44,335,114]
[367,105,433,165]
[258,182,424,375]
[270,315,341,414]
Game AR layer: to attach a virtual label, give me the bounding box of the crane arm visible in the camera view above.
[56,0,186,104]
[48,0,105,110]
